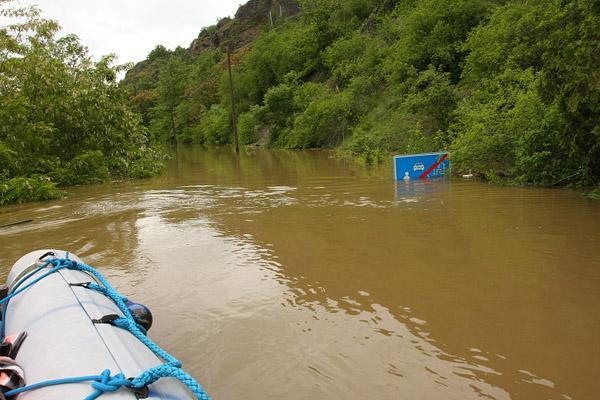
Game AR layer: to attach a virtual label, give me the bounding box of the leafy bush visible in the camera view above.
[197,105,232,145]
[588,187,600,200]
[238,106,264,145]
[51,150,110,186]
[232,22,323,109]
[385,0,496,82]
[260,80,329,147]
[451,68,567,184]
[0,176,64,206]
[0,142,17,178]
[126,149,166,179]
[342,66,454,160]
[456,0,600,185]
[289,91,353,148]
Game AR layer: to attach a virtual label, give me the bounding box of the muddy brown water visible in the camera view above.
[1,146,599,400]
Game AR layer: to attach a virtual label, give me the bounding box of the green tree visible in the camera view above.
[383,0,497,82]
[456,0,600,185]
[0,0,162,205]
[150,57,188,143]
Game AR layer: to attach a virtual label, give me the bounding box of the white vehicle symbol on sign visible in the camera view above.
[413,163,425,172]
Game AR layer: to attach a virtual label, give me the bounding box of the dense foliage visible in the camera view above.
[0,1,163,205]
[125,0,599,187]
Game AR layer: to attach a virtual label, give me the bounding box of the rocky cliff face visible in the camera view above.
[190,0,300,56]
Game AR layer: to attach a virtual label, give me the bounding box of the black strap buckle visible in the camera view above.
[69,282,91,288]
[127,379,149,399]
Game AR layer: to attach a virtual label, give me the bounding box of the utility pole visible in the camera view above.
[227,45,239,153]
[267,0,274,28]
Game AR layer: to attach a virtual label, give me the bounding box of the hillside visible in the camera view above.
[122,0,600,187]
[123,0,300,129]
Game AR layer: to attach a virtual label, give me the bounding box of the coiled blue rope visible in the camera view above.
[0,254,211,400]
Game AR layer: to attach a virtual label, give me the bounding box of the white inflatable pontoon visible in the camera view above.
[2,249,198,399]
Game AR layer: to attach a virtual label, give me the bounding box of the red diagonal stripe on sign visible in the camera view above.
[419,153,449,180]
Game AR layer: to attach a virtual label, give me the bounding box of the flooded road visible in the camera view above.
[1,146,599,399]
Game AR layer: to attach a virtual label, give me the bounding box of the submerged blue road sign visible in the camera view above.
[394,152,450,180]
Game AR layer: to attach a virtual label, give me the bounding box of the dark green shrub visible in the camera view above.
[0,176,64,206]
[289,91,353,148]
[238,106,264,145]
[198,105,232,145]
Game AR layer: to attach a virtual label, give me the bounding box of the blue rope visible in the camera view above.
[0,255,211,400]
[4,369,132,400]
[0,259,63,338]
[0,265,64,305]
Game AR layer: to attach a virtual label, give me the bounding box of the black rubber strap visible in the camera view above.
[91,314,120,324]
[37,251,55,261]
[9,332,27,359]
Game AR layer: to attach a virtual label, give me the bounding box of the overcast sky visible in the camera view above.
[10,0,242,64]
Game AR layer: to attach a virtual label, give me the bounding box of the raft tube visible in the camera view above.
[3,249,194,399]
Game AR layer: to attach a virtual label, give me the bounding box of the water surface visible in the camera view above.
[1,146,599,399]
